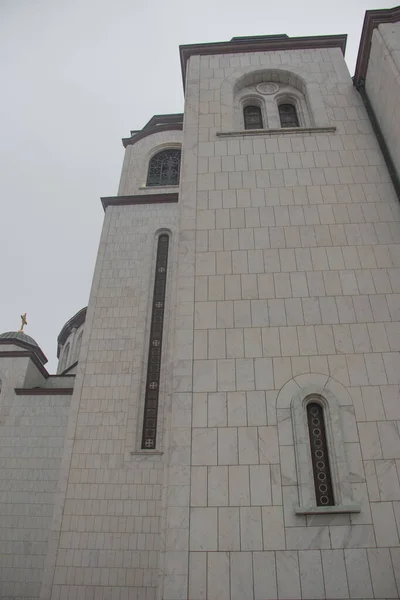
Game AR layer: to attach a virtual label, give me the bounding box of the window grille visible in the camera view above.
[141,234,169,449]
[243,105,263,130]
[279,103,299,128]
[146,149,181,186]
[307,402,334,506]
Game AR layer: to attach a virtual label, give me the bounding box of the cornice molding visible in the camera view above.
[354,5,400,85]
[101,192,179,211]
[122,122,183,148]
[180,35,347,88]
[57,307,87,358]
[0,346,48,375]
[14,387,74,395]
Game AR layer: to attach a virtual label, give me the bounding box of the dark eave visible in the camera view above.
[122,114,183,148]
[354,5,400,85]
[57,307,87,358]
[14,387,74,395]
[180,34,347,88]
[101,192,179,211]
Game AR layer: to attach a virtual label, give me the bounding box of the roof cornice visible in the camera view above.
[354,5,400,85]
[57,307,87,357]
[122,114,183,148]
[101,192,179,211]
[180,34,347,88]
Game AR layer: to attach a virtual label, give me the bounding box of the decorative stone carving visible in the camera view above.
[256,82,279,95]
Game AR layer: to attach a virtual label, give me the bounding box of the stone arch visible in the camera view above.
[277,373,359,512]
[221,66,330,131]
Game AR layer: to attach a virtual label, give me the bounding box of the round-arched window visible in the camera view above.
[147,149,181,187]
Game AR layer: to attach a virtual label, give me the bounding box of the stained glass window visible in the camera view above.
[146,149,181,186]
[307,402,334,506]
[244,105,263,130]
[141,235,169,449]
[279,103,299,128]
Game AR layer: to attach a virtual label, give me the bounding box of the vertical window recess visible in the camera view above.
[307,402,334,506]
[141,234,169,449]
[279,103,299,128]
[244,105,263,130]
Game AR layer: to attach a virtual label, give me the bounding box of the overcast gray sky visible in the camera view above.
[0,0,396,371]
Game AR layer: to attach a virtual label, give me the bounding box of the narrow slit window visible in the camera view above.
[243,105,263,130]
[307,402,334,506]
[279,103,299,128]
[146,149,181,187]
[142,234,169,449]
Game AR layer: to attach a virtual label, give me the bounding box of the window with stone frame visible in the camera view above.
[146,149,181,187]
[278,103,299,128]
[243,105,263,129]
[141,234,169,449]
[306,401,334,506]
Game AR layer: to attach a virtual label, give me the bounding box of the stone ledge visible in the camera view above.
[130,450,164,456]
[101,192,179,210]
[216,126,336,137]
[295,504,361,515]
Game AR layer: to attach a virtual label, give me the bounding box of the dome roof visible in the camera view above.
[0,331,47,364]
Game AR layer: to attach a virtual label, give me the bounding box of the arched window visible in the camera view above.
[243,105,263,130]
[307,402,334,506]
[60,343,70,373]
[146,149,181,187]
[142,234,170,449]
[73,331,83,363]
[278,103,299,128]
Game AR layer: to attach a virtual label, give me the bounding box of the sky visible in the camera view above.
[0,0,396,372]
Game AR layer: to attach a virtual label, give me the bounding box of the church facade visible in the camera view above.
[1,6,400,599]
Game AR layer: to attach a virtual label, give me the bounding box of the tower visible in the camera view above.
[1,8,400,599]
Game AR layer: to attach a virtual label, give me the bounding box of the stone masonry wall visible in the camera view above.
[172,46,400,600]
[0,361,70,600]
[366,22,400,180]
[41,195,181,599]
[43,43,400,600]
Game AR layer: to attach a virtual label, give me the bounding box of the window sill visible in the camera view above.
[216,126,336,138]
[295,505,361,515]
[130,450,164,456]
[139,185,179,191]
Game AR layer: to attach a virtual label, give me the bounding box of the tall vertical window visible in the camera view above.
[307,402,334,506]
[73,330,83,363]
[146,149,181,187]
[243,105,263,130]
[60,343,70,373]
[142,234,169,449]
[279,103,299,128]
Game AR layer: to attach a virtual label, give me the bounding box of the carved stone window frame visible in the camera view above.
[276,92,310,128]
[277,374,361,515]
[241,96,266,130]
[140,232,170,449]
[145,146,181,188]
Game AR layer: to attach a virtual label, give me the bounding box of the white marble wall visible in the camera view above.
[41,127,182,598]
[366,21,400,181]
[0,356,71,599]
[173,45,400,600]
[43,41,400,600]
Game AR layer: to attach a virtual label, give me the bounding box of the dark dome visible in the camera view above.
[0,331,47,364]
[0,331,39,347]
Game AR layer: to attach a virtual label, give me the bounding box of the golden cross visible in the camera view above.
[19,313,27,332]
